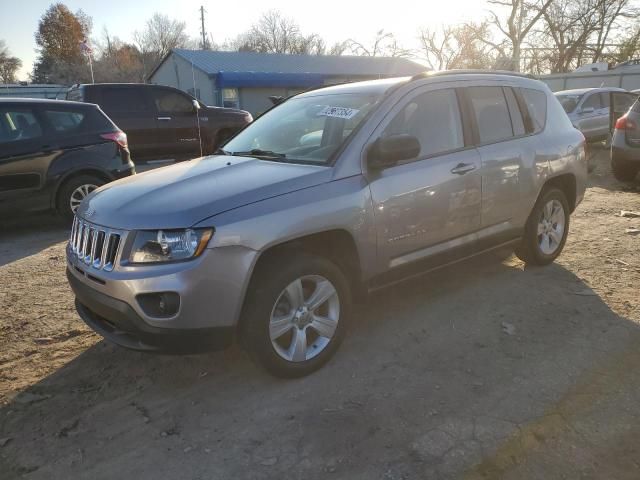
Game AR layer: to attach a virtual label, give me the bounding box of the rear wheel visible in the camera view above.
[515,187,570,266]
[611,157,640,182]
[241,253,351,378]
[57,174,104,221]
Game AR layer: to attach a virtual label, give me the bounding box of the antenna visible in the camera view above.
[199,6,208,50]
[191,59,204,158]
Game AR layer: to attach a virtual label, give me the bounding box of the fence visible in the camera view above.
[0,84,68,99]
[538,70,640,92]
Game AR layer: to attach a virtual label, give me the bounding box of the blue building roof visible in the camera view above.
[153,49,425,88]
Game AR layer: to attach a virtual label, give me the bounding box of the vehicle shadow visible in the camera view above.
[2,252,640,480]
[0,213,68,267]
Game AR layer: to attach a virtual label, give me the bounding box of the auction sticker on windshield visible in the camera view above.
[318,106,360,119]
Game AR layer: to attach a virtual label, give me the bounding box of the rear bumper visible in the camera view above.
[612,146,640,163]
[68,267,234,353]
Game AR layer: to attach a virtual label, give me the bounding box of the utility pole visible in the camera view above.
[200,6,208,50]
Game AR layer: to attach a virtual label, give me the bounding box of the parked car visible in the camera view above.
[555,87,627,142]
[67,71,586,377]
[66,84,252,163]
[0,98,134,220]
[611,96,640,181]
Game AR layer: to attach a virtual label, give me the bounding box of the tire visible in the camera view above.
[611,157,640,182]
[240,253,351,378]
[515,187,570,266]
[57,174,104,222]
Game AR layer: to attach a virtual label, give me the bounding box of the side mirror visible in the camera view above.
[193,99,201,112]
[580,106,594,115]
[367,134,421,170]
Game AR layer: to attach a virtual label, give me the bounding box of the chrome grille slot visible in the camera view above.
[68,215,125,272]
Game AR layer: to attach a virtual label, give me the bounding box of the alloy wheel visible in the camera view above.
[537,199,566,255]
[69,184,98,213]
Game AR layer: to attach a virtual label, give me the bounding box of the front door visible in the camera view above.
[366,87,482,270]
[149,87,200,158]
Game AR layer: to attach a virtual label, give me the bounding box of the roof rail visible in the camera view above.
[410,70,537,81]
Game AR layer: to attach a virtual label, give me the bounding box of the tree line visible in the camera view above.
[0,1,638,84]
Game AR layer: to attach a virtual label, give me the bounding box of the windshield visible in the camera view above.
[555,94,583,113]
[221,92,381,164]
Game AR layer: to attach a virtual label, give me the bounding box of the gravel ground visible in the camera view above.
[1,148,639,479]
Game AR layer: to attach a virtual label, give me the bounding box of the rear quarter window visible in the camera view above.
[519,88,547,133]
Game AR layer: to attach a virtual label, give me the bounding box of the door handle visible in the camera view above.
[157,117,172,121]
[450,163,476,175]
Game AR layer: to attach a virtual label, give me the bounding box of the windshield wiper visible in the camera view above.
[214,148,231,155]
[232,149,287,159]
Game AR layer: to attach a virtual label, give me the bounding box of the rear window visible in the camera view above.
[101,88,151,113]
[467,86,514,144]
[520,88,547,133]
[43,106,116,135]
[0,108,43,143]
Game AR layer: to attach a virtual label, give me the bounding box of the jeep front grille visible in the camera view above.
[69,215,123,271]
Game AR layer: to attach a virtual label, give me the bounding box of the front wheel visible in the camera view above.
[515,187,570,266]
[57,175,104,222]
[241,253,351,378]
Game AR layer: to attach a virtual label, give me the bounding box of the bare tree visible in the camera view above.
[347,30,411,57]
[134,13,192,77]
[487,0,554,71]
[589,0,638,62]
[419,22,499,70]
[233,10,327,55]
[0,40,22,83]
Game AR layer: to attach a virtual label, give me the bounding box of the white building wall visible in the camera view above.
[539,71,640,92]
[149,54,217,106]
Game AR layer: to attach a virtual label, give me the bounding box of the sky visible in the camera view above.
[0,0,492,80]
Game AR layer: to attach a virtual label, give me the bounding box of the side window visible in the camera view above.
[102,88,151,113]
[600,92,610,109]
[503,87,525,136]
[519,88,547,134]
[0,108,43,143]
[43,109,88,135]
[153,89,193,113]
[582,93,602,110]
[467,86,514,144]
[383,88,464,159]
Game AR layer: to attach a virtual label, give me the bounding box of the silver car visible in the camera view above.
[555,87,627,142]
[66,71,587,377]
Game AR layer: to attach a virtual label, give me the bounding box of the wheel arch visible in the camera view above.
[541,173,577,212]
[52,168,113,211]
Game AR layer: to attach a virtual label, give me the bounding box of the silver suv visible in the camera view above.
[66,71,587,377]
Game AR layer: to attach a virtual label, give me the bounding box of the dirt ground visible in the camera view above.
[1,148,639,479]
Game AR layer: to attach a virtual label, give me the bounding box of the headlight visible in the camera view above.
[129,228,213,264]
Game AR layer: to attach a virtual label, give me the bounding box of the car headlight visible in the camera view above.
[129,228,213,264]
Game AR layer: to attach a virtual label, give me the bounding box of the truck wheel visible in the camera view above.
[611,158,640,182]
[57,174,104,222]
[515,187,570,266]
[241,253,351,378]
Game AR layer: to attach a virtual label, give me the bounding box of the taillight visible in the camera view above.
[100,131,128,149]
[615,115,637,131]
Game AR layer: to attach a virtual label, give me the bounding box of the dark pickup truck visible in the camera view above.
[67,83,252,162]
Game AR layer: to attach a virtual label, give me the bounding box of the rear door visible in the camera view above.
[465,85,530,236]
[609,91,639,133]
[575,92,606,139]
[0,104,53,214]
[148,87,200,158]
[98,86,156,160]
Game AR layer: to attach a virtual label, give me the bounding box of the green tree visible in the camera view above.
[32,3,92,83]
[0,40,22,83]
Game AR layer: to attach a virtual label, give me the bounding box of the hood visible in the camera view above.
[77,156,332,230]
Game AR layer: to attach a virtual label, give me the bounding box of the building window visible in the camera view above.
[223,88,239,108]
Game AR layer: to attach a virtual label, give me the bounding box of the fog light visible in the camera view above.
[137,292,180,318]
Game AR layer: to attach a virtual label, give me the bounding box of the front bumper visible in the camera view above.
[68,268,233,352]
[66,240,259,351]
